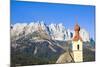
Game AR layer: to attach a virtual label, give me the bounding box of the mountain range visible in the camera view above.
[11,22,95,66]
[11,21,90,42]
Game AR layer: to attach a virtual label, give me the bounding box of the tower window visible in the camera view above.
[77,44,79,50]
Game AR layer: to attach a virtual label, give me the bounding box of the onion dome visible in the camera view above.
[74,23,80,31]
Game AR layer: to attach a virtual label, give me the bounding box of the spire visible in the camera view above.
[74,16,80,31]
[73,17,82,41]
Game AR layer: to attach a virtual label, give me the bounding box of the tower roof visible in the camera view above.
[73,23,82,41]
[74,23,80,31]
[73,35,82,41]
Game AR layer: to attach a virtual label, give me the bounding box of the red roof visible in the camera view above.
[73,35,82,41]
[73,24,82,41]
[74,23,80,31]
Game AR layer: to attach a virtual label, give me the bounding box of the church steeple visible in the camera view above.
[73,18,82,41]
[72,17,83,62]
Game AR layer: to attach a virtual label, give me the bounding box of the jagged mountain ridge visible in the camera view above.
[11,22,95,66]
[11,21,90,42]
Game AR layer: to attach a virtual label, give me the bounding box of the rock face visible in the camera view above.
[80,29,90,42]
[56,52,74,63]
[11,22,95,66]
[11,22,90,42]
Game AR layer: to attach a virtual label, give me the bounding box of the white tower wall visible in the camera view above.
[72,40,83,62]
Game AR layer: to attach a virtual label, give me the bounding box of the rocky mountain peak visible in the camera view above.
[11,21,90,42]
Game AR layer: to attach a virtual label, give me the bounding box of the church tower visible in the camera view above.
[72,23,83,62]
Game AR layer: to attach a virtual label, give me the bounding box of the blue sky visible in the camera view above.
[11,0,95,40]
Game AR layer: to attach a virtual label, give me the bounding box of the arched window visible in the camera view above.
[77,44,79,50]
